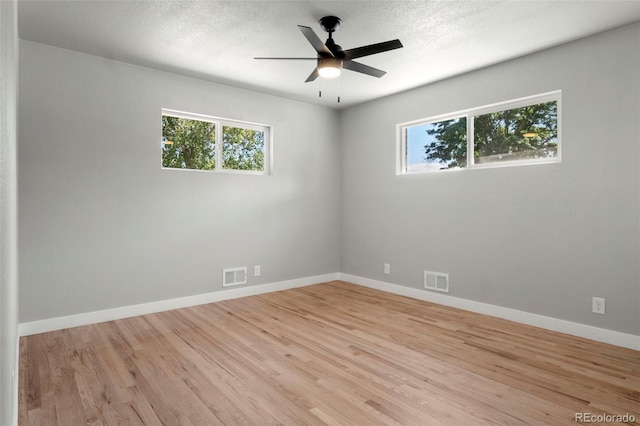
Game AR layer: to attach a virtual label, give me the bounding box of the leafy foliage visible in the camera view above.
[162,117,265,172]
[423,101,558,168]
[222,126,265,171]
[424,117,468,169]
[162,116,216,170]
[474,101,558,163]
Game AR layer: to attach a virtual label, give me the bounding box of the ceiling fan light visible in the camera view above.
[318,57,342,78]
[318,66,341,78]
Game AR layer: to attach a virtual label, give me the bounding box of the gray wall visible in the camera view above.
[340,23,640,335]
[18,24,640,337]
[1,1,18,423]
[18,40,341,322]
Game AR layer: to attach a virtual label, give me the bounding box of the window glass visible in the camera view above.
[406,117,467,171]
[474,100,558,164]
[398,91,560,174]
[161,110,271,174]
[222,126,265,172]
[162,115,216,171]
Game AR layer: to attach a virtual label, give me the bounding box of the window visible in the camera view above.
[398,91,560,173]
[162,109,270,174]
[405,116,467,172]
[162,114,216,171]
[221,124,265,172]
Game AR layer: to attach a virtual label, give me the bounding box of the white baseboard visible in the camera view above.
[18,272,639,351]
[339,273,640,351]
[18,273,339,336]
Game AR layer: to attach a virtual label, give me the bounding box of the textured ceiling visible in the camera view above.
[18,0,640,109]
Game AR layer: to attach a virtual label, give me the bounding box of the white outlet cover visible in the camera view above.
[384,263,390,274]
[254,265,261,276]
[592,297,605,315]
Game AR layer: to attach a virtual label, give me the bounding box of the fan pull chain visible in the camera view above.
[337,76,341,103]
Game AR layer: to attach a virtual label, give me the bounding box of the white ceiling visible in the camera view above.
[18,0,640,109]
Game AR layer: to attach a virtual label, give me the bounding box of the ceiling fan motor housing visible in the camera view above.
[319,16,341,33]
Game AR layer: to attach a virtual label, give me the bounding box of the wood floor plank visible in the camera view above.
[19,281,640,425]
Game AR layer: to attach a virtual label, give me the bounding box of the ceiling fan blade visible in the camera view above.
[343,60,387,78]
[305,67,320,83]
[342,39,403,60]
[254,57,317,60]
[298,25,333,56]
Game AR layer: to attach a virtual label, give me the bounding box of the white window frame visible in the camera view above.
[398,111,468,174]
[397,90,561,174]
[162,108,272,175]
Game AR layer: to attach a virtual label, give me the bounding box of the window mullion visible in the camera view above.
[401,127,408,174]
[216,121,222,171]
[467,113,474,168]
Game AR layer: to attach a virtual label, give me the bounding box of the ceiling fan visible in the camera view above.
[254,16,403,83]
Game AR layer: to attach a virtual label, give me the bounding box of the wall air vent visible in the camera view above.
[223,267,247,287]
[424,270,449,293]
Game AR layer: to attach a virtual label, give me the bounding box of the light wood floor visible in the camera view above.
[19,281,640,425]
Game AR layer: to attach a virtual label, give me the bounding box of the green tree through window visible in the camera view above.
[161,111,269,173]
[162,116,216,170]
[222,126,265,171]
[422,100,558,168]
[424,117,468,169]
[474,101,557,164]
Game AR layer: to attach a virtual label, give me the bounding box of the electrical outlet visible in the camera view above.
[254,265,261,277]
[592,297,605,315]
[384,263,390,274]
